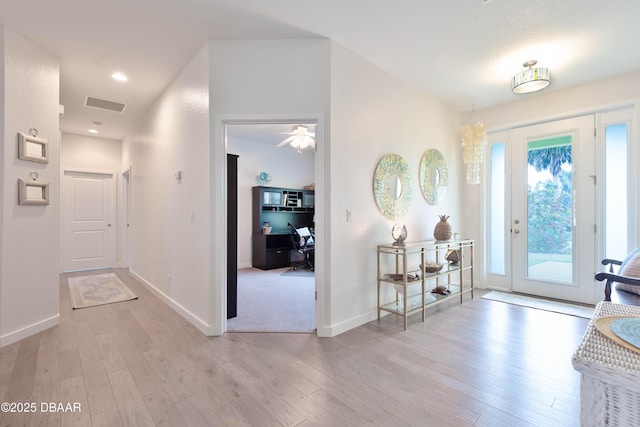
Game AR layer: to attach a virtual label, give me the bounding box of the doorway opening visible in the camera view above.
[225,121,317,333]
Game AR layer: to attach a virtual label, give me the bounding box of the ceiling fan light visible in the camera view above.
[512,60,550,94]
[280,124,315,153]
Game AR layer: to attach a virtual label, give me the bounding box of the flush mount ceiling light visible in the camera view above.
[512,60,550,94]
[277,125,315,153]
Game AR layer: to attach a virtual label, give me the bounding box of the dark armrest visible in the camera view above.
[601,258,622,267]
[595,272,640,302]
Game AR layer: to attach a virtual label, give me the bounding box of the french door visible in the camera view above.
[511,116,596,304]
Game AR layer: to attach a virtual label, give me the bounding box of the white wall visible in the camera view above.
[121,44,212,333]
[468,71,640,286]
[0,28,60,346]
[227,135,314,268]
[60,133,121,171]
[327,43,461,334]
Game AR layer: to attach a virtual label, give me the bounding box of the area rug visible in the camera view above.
[482,291,594,319]
[281,268,314,277]
[68,273,137,309]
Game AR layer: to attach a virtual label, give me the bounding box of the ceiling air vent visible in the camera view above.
[84,96,126,113]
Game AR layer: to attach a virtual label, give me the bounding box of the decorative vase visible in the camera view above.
[433,215,452,240]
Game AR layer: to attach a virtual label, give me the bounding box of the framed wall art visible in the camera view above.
[18,132,49,164]
[18,178,50,205]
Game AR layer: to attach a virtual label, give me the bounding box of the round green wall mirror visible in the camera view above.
[419,149,448,205]
[373,154,413,220]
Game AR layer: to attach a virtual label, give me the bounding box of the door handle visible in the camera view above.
[107,224,112,227]
[513,229,520,234]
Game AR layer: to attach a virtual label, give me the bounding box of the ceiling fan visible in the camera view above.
[277,125,315,153]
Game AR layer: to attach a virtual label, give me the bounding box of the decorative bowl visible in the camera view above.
[421,262,443,273]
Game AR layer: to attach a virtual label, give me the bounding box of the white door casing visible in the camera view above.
[121,168,131,268]
[63,171,116,272]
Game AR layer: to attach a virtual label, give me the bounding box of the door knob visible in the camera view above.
[108,224,112,227]
[514,219,520,224]
[513,229,520,234]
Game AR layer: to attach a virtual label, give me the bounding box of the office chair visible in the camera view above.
[288,223,314,271]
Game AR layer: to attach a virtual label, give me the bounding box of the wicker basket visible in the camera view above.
[572,302,640,427]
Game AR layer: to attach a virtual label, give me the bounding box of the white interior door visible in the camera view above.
[63,171,116,272]
[511,116,596,304]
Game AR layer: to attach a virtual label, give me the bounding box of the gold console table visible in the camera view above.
[377,239,474,330]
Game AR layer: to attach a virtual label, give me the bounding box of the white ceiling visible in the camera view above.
[227,123,316,147]
[1,0,639,141]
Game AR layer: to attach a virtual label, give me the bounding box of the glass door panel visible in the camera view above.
[604,122,628,261]
[526,135,573,284]
[489,142,506,275]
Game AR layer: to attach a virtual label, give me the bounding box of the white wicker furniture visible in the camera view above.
[572,302,640,427]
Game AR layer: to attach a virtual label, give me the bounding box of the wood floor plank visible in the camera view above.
[107,368,155,427]
[140,387,186,427]
[59,375,91,427]
[193,385,252,426]
[0,342,19,378]
[81,359,119,418]
[59,349,83,382]
[93,334,126,373]
[174,396,217,427]
[4,334,41,401]
[29,381,61,427]
[230,393,283,427]
[88,410,123,427]
[142,350,202,403]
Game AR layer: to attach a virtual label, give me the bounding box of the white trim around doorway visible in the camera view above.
[212,113,329,337]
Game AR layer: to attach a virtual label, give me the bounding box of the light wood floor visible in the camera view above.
[0,268,588,426]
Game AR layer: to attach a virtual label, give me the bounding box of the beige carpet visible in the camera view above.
[482,291,594,319]
[68,272,137,309]
[227,267,315,333]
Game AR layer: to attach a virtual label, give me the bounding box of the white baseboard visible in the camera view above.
[317,309,379,337]
[0,314,59,348]
[129,270,218,336]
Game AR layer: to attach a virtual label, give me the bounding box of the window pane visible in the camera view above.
[526,136,573,283]
[489,143,505,274]
[605,123,628,261]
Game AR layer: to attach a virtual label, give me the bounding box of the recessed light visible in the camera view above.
[88,129,99,134]
[111,72,128,82]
